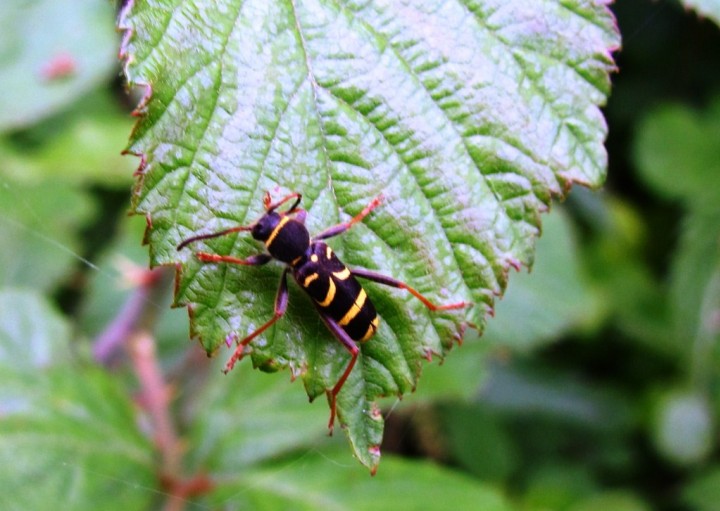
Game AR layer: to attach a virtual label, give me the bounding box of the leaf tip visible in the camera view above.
[423,347,434,362]
[368,445,382,475]
[507,257,523,272]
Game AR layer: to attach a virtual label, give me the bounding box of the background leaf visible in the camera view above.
[203,446,514,511]
[79,214,189,362]
[0,290,155,511]
[186,356,330,472]
[416,207,601,400]
[0,289,72,369]
[634,99,720,381]
[483,208,602,351]
[569,491,650,511]
[634,99,720,210]
[120,0,619,469]
[0,179,95,291]
[0,0,117,131]
[683,467,720,511]
[0,92,136,185]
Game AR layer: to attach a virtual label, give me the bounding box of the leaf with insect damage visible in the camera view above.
[120,0,619,471]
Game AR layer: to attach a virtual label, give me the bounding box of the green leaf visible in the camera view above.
[437,401,517,482]
[635,100,720,367]
[634,99,720,210]
[0,290,155,510]
[683,467,720,511]
[187,356,330,471]
[120,0,619,470]
[574,191,675,355]
[0,0,117,131]
[569,491,650,511]
[203,448,514,511]
[484,208,601,351]
[0,179,95,291]
[0,92,136,186]
[522,465,598,511]
[79,214,189,361]
[418,208,601,400]
[416,329,490,399]
[668,211,720,375]
[0,289,72,369]
[479,363,632,430]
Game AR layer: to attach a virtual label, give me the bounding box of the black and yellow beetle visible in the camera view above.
[178,191,467,430]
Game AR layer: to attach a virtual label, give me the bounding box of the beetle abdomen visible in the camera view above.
[295,242,379,342]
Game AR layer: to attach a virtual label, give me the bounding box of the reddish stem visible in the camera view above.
[127,332,214,510]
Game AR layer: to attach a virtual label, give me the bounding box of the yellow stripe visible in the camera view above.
[325,245,333,259]
[317,278,336,307]
[303,273,319,288]
[360,316,379,342]
[332,267,351,280]
[265,216,290,249]
[338,288,367,326]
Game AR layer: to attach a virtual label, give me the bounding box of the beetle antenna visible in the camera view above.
[265,192,302,214]
[177,225,252,251]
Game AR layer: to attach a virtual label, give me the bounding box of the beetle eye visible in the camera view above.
[251,214,278,241]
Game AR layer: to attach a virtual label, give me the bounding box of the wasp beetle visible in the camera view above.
[178,192,467,431]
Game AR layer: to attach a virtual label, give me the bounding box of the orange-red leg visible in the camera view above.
[351,268,468,310]
[223,268,290,373]
[320,314,360,434]
[196,252,271,266]
[314,194,383,241]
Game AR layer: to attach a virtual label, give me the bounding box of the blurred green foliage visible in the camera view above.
[1,1,719,510]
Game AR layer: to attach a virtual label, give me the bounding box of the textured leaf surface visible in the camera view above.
[419,207,601,399]
[120,0,618,469]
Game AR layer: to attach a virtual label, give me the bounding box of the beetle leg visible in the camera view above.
[318,313,361,434]
[223,268,290,373]
[313,195,383,241]
[196,252,272,266]
[351,268,467,311]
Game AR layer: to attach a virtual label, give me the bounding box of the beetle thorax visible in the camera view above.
[252,212,310,264]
